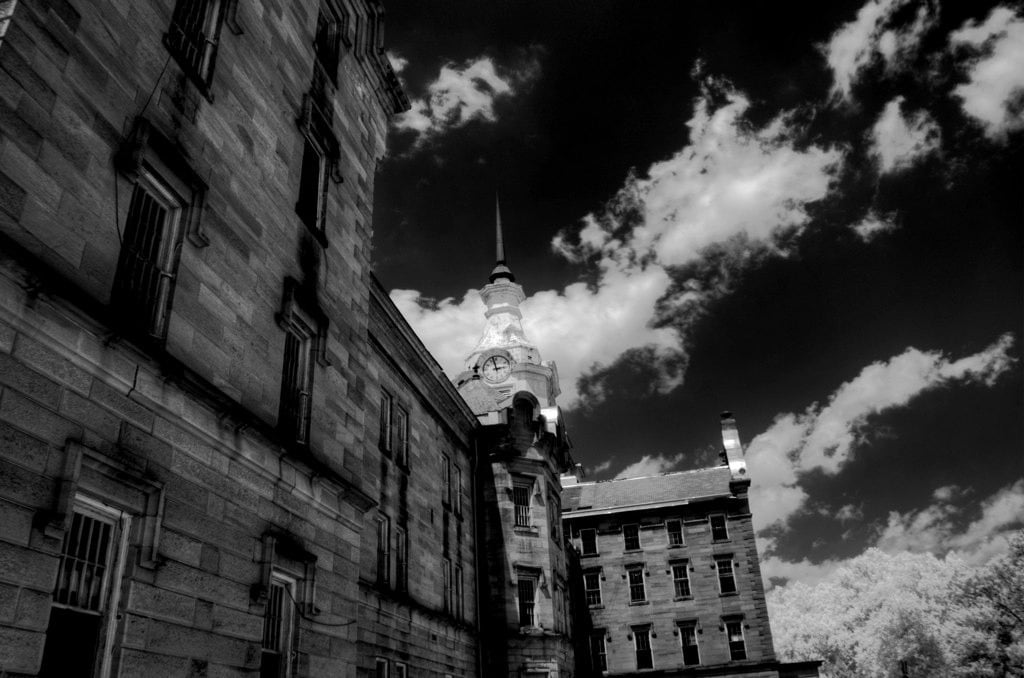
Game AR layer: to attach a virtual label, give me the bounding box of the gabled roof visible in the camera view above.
[561,466,733,517]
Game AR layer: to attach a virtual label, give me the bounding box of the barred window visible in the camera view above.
[442,558,452,614]
[112,173,186,341]
[679,622,700,666]
[672,563,691,598]
[376,515,390,586]
[716,557,737,594]
[261,574,296,678]
[580,528,598,555]
[517,576,536,627]
[41,499,127,678]
[583,571,602,606]
[379,391,392,451]
[279,321,314,446]
[726,619,747,660]
[623,523,640,551]
[394,406,409,466]
[165,0,224,89]
[590,632,607,672]
[710,514,729,541]
[666,519,684,546]
[633,627,653,670]
[454,465,462,514]
[442,453,451,506]
[455,565,464,620]
[627,566,646,603]
[513,478,532,527]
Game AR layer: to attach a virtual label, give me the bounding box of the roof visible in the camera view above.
[561,466,733,516]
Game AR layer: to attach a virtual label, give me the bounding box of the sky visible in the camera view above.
[369,0,1024,586]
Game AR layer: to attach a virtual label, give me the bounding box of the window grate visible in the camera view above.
[114,184,173,337]
[167,0,221,85]
[513,484,531,526]
[517,578,535,626]
[53,511,114,613]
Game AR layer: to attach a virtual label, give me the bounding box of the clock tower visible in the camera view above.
[457,199,577,678]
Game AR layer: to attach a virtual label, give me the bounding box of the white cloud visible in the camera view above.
[589,459,614,475]
[870,96,941,173]
[393,54,538,140]
[387,52,409,74]
[950,6,1024,139]
[396,79,842,409]
[614,453,685,480]
[876,479,1024,565]
[852,210,897,241]
[823,0,938,101]
[747,333,1016,534]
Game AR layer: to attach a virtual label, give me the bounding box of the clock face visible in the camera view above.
[481,355,512,383]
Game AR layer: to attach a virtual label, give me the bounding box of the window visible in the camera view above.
[112,171,188,341]
[517,576,536,627]
[442,558,452,614]
[633,627,653,670]
[376,515,390,586]
[549,492,560,542]
[679,622,700,666]
[726,619,747,660]
[40,499,127,678]
[455,565,464,621]
[379,392,392,451]
[442,454,451,506]
[710,514,729,541]
[580,528,598,555]
[666,519,684,546]
[716,557,737,594]
[296,133,329,236]
[512,477,532,527]
[165,0,224,90]
[627,566,646,603]
[393,663,407,678]
[583,571,602,606]
[313,3,341,82]
[261,573,296,678]
[394,406,409,466]
[623,523,640,551]
[672,562,691,598]
[374,658,389,678]
[279,319,315,446]
[0,1,18,50]
[590,632,608,672]
[395,527,407,593]
[454,465,462,514]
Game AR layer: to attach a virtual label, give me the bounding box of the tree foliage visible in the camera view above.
[767,532,1024,678]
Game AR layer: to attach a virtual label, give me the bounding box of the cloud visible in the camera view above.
[393,53,540,140]
[387,51,409,74]
[852,210,897,241]
[395,78,843,409]
[870,96,941,173]
[589,459,614,475]
[876,479,1024,565]
[747,333,1016,535]
[614,453,685,480]
[950,6,1024,139]
[822,0,938,101]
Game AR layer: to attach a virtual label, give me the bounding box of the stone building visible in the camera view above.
[560,415,820,678]
[0,0,480,676]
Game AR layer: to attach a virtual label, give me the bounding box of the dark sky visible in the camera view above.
[370,0,1023,580]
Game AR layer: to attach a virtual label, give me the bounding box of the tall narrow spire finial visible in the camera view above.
[489,193,515,283]
[496,193,505,264]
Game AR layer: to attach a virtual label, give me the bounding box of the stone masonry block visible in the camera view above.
[144,617,253,666]
[153,417,215,464]
[0,353,62,409]
[0,421,51,474]
[13,587,51,631]
[156,560,252,611]
[0,499,34,546]
[211,604,261,641]
[0,542,56,592]
[0,626,44,672]
[0,389,81,447]
[127,581,197,626]
[0,582,17,623]
[59,389,120,440]
[11,334,91,395]
[0,456,56,509]
[119,423,173,469]
[0,319,15,353]
[117,647,191,676]
[91,380,154,431]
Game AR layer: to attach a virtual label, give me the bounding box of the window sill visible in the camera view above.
[712,538,731,544]
[719,591,739,598]
[624,548,643,554]
[673,596,694,602]
[667,544,685,549]
[580,552,600,558]
[514,526,539,536]
[588,604,604,610]
[629,600,650,606]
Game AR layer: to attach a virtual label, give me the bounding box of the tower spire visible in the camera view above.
[489,193,515,283]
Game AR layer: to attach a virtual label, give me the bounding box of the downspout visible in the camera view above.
[471,432,484,678]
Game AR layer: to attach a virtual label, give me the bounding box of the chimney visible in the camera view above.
[559,463,585,488]
[720,411,748,482]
